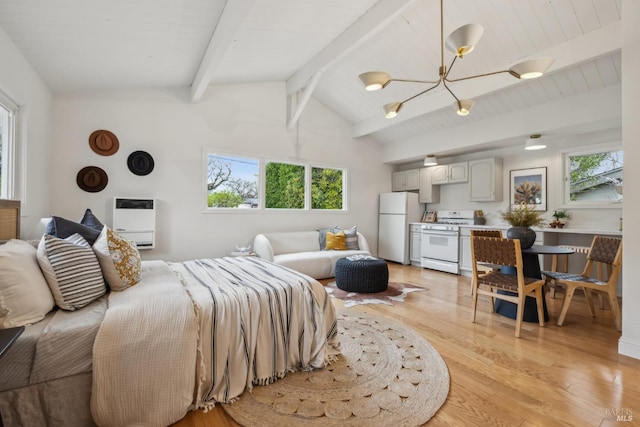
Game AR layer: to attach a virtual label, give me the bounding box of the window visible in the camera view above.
[0,93,17,199]
[311,167,343,210]
[204,151,346,212]
[265,162,305,209]
[206,154,259,208]
[565,148,623,204]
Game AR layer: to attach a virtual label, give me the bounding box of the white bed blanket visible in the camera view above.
[91,261,198,427]
[91,257,339,426]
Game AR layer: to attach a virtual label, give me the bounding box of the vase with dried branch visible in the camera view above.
[500,203,545,248]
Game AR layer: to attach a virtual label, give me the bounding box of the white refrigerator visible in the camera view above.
[378,192,423,264]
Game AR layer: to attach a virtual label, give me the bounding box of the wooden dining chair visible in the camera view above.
[470,236,545,338]
[547,245,591,299]
[468,229,503,294]
[542,236,622,331]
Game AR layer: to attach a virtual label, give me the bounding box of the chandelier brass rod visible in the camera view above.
[390,77,440,85]
[440,0,445,72]
[398,80,443,105]
[445,69,515,83]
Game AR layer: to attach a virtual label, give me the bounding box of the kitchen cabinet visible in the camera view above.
[431,162,468,184]
[392,169,420,191]
[469,158,503,202]
[410,224,422,266]
[419,167,440,203]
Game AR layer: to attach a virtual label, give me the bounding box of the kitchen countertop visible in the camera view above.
[411,223,622,236]
[460,224,622,236]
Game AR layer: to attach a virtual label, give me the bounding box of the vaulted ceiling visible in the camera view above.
[0,0,622,162]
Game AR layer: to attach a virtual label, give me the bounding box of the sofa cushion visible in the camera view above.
[273,252,333,279]
[262,231,319,255]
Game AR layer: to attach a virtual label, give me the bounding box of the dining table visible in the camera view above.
[495,244,575,323]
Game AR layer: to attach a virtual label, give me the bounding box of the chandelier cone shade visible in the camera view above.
[359,0,554,119]
[445,23,484,57]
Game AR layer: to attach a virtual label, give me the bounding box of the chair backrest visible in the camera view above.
[583,235,622,280]
[0,199,20,241]
[471,236,521,268]
[470,229,502,238]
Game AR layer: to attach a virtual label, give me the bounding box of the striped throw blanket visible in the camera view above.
[174,256,340,407]
[91,257,339,426]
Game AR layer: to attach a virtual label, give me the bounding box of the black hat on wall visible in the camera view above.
[127,151,155,176]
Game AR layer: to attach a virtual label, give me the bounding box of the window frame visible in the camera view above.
[0,90,17,200]
[562,143,623,208]
[202,148,348,213]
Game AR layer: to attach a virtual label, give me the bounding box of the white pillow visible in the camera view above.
[37,233,107,311]
[92,226,141,291]
[0,239,55,328]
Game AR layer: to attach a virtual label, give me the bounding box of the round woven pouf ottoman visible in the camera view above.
[335,256,389,293]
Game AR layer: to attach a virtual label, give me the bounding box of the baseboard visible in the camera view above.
[618,337,640,360]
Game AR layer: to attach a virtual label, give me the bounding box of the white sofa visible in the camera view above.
[253,231,371,279]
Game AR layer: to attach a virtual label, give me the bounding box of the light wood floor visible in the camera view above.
[173,264,639,427]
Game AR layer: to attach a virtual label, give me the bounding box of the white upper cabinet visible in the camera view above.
[405,169,420,191]
[392,169,420,191]
[431,162,468,184]
[468,158,503,202]
[419,167,440,203]
[392,171,406,191]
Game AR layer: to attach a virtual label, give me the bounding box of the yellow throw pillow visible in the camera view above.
[93,227,142,291]
[325,231,347,250]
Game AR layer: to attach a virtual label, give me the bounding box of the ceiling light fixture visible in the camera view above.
[424,155,438,166]
[358,0,554,119]
[524,134,546,150]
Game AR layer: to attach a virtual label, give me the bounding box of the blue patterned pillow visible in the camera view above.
[46,216,101,245]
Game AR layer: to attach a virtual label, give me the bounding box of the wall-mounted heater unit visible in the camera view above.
[112,197,156,249]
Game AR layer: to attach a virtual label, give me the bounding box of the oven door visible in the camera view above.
[421,230,459,263]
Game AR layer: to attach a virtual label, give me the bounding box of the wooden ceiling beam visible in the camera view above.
[190,0,255,102]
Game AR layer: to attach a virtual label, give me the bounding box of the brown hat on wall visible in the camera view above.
[89,130,119,156]
[76,166,108,192]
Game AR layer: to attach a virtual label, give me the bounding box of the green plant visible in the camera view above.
[500,203,545,227]
[552,209,570,220]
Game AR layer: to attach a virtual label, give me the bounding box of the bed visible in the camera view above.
[0,254,340,426]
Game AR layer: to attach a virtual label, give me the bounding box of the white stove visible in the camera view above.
[420,210,475,274]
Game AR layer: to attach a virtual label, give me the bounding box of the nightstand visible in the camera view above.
[0,326,24,360]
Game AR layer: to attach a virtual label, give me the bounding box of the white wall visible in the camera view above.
[0,25,53,233]
[620,0,640,359]
[51,83,389,261]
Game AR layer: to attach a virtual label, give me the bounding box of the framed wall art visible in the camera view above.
[509,167,547,211]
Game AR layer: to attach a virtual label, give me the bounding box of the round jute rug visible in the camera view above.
[222,310,450,426]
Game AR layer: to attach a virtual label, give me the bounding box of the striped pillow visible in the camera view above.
[335,226,359,250]
[37,233,107,311]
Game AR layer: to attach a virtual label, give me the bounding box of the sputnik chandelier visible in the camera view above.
[358,0,554,118]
